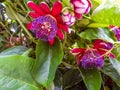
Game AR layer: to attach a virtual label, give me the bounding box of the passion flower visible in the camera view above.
[26,1,69,45]
[71,39,114,69]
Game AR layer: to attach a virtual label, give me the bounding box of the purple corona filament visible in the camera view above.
[81,49,104,69]
[31,15,57,41]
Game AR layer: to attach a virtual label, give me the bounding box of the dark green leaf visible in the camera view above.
[0,0,6,2]
[79,28,116,42]
[32,39,64,87]
[0,54,40,90]
[63,69,82,89]
[101,58,120,87]
[91,0,120,26]
[80,68,102,90]
[0,46,28,56]
[54,70,62,90]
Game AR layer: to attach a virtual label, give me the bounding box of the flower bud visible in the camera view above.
[62,8,75,26]
[70,0,92,19]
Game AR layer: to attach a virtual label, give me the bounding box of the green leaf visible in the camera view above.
[47,82,54,90]
[32,39,64,87]
[92,0,102,4]
[91,0,101,10]
[80,68,102,90]
[63,69,82,89]
[0,55,40,90]
[0,74,39,90]
[79,28,116,42]
[54,70,62,90]
[112,47,120,61]
[101,58,120,87]
[91,0,120,26]
[0,46,28,56]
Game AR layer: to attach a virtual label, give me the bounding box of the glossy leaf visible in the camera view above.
[0,54,40,90]
[80,68,102,90]
[79,28,116,42]
[54,70,62,90]
[92,0,120,26]
[0,74,39,90]
[32,39,64,87]
[101,58,120,87]
[0,46,28,56]
[47,82,54,90]
[63,69,82,89]
[91,0,101,10]
[112,47,120,61]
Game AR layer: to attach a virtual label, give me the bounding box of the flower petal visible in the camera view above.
[57,23,69,33]
[75,13,82,20]
[55,16,64,24]
[94,39,113,55]
[81,49,104,69]
[49,38,55,46]
[109,25,120,41]
[28,11,40,18]
[108,53,115,58]
[39,2,50,14]
[51,1,62,16]
[94,39,113,50]
[71,48,86,53]
[77,54,84,64]
[26,22,32,30]
[27,1,44,15]
[57,29,64,40]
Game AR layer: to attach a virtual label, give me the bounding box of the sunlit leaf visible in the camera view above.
[0,54,40,90]
[0,46,28,56]
[79,28,116,43]
[92,0,120,26]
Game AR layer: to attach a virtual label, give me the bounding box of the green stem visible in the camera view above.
[0,21,11,35]
[88,23,109,28]
[83,15,91,20]
[6,2,36,44]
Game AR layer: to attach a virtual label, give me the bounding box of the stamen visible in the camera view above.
[31,15,57,41]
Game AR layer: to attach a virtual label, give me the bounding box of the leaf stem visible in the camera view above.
[88,23,109,28]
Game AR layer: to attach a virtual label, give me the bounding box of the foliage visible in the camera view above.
[0,0,120,90]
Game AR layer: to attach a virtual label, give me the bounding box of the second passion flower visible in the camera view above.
[26,1,69,45]
[71,39,114,69]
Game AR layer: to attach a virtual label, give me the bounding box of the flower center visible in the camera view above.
[31,15,57,41]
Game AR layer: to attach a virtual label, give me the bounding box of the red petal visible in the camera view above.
[71,48,86,53]
[55,16,64,24]
[49,38,55,46]
[57,23,69,33]
[27,1,44,15]
[77,55,84,64]
[28,11,40,18]
[75,13,82,20]
[39,2,50,14]
[26,22,32,30]
[109,25,115,28]
[109,53,115,58]
[51,1,62,16]
[94,39,113,50]
[57,29,64,40]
